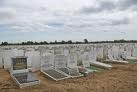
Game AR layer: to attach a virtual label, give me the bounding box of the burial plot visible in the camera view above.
[106,47,128,64]
[81,52,97,73]
[88,48,112,69]
[54,55,82,78]
[122,45,137,60]
[41,54,70,81]
[12,72,39,84]
[10,56,40,88]
[54,55,71,76]
[42,69,69,81]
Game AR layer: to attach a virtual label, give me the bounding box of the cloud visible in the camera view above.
[99,18,130,26]
[80,1,116,14]
[120,0,137,8]
[47,22,64,28]
[79,0,137,14]
[110,18,130,25]
[0,8,16,20]
[79,1,116,14]
[0,0,137,42]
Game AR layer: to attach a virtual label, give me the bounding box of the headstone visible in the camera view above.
[25,51,32,68]
[0,57,3,68]
[89,46,97,62]
[54,47,64,55]
[96,46,103,59]
[31,51,41,71]
[112,46,120,60]
[67,53,77,68]
[81,52,90,68]
[0,50,4,68]
[3,50,13,69]
[41,53,54,69]
[54,55,67,68]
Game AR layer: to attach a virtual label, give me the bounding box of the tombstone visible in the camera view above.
[54,47,64,55]
[124,45,132,57]
[107,48,114,60]
[10,56,40,88]
[81,52,90,68]
[25,51,33,68]
[12,48,24,57]
[103,45,109,60]
[0,50,4,68]
[112,46,120,60]
[64,48,69,56]
[67,53,77,68]
[96,46,104,60]
[0,57,3,68]
[41,53,54,70]
[81,52,98,72]
[67,53,82,77]
[31,51,41,72]
[54,55,67,68]
[118,45,125,59]
[3,50,13,69]
[89,47,97,62]
[38,46,47,56]
[132,47,137,57]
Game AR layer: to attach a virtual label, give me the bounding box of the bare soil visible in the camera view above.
[0,64,137,92]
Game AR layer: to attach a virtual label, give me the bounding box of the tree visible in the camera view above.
[54,40,58,44]
[1,42,8,45]
[61,40,66,44]
[26,41,34,45]
[43,41,48,44]
[84,39,88,43]
[67,40,72,44]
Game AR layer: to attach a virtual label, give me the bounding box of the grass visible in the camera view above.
[127,59,137,64]
[86,66,104,72]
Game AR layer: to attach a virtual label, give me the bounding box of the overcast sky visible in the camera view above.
[0,0,137,42]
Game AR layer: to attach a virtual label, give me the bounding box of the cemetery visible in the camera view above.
[0,43,137,92]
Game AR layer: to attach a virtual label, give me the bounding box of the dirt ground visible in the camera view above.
[0,64,137,92]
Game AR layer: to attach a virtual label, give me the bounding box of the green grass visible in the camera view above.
[86,66,104,72]
[127,59,137,64]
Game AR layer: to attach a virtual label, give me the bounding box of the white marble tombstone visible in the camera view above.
[96,46,104,60]
[41,53,54,70]
[81,52,90,68]
[112,45,120,60]
[89,46,97,62]
[67,53,77,68]
[0,50,4,68]
[3,50,13,69]
[54,55,67,68]
[31,51,41,72]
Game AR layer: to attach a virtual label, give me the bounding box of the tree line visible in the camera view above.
[1,39,137,46]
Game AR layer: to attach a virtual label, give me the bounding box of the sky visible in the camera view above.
[0,0,137,43]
